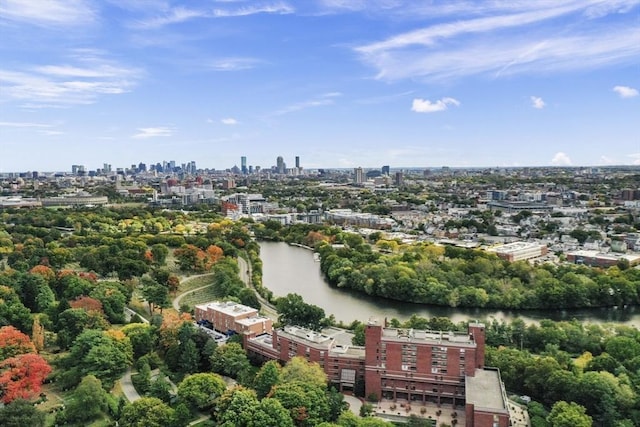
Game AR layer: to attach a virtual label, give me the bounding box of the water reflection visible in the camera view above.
[259,241,640,327]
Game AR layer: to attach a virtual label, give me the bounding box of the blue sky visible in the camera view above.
[1,0,639,172]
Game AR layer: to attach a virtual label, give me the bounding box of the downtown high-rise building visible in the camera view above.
[241,156,248,174]
[295,156,300,169]
[276,156,286,174]
[354,167,364,184]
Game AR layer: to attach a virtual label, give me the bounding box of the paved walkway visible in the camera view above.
[119,368,140,402]
[237,256,278,321]
[343,394,363,416]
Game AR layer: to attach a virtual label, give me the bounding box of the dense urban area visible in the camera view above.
[1,161,640,427]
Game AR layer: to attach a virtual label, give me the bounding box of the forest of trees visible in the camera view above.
[2,206,640,426]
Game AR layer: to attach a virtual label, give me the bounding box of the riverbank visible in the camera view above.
[259,241,640,327]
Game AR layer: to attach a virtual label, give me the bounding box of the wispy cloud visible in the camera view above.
[212,3,294,17]
[354,1,640,81]
[551,151,572,166]
[221,118,239,125]
[0,121,52,128]
[208,57,263,71]
[356,90,414,105]
[132,127,174,138]
[0,50,142,107]
[530,96,546,109]
[613,85,639,98]
[132,7,206,30]
[129,2,293,29]
[0,0,95,27]
[268,92,342,116]
[411,97,459,113]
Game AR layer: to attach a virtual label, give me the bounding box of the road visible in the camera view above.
[237,256,279,321]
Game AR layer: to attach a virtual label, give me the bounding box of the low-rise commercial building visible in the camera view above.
[488,242,548,262]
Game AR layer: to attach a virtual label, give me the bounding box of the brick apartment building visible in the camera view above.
[203,301,510,426]
[194,301,272,336]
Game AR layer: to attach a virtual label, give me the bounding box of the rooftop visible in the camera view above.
[466,368,509,414]
[380,328,477,347]
[195,301,258,317]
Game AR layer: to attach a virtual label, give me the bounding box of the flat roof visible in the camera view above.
[195,301,258,317]
[466,369,508,413]
[489,241,544,253]
[381,328,477,347]
[236,316,272,326]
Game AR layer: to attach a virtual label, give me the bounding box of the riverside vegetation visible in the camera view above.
[0,206,638,426]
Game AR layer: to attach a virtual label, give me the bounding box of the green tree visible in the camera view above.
[210,342,251,378]
[281,356,327,388]
[0,399,45,427]
[122,323,157,359]
[177,372,226,411]
[0,286,33,333]
[141,277,170,315]
[149,373,173,403]
[61,329,133,389]
[269,381,330,427]
[547,401,592,427]
[277,293,325,330]
[119,397,176,427]
[151,243,169,265]
[62,375,109,424]
[56,307,109,349]
[254,360,282,399]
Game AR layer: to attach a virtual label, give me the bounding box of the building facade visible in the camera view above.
[204,301,509,426]
[194,301,272,336]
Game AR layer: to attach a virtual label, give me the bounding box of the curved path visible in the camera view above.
[237,256,278,321]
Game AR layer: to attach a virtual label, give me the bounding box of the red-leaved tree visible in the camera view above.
[0,326,36,361]
[0,353,51,403]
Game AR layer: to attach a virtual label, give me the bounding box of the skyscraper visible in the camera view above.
[354,167,364,184]
[276,156,285,174]
[381,165,390,176]
[295,156,300,169]
[241,156,247,174]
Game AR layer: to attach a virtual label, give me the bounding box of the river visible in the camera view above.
[259,241,640,327]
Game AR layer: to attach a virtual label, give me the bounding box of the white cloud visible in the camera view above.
[221,118,238,125]
[208,57,263,71]
[0,121,51,128]
[132,127,174,138]
[271,95,336,116]
[629,153,640,165]
[0,51,142,107]
[0,0,95,27]
[600,155,616,165]
[133,7,207,29]
[551,152,572,166]
[212,3,294,17]
[354,2,640,81]
[613,85,639,98]
[411,97,460,113]
[530,96,546,109]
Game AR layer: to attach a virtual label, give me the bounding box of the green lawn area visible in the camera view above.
[177,274,215,293]
[179,285,225,310]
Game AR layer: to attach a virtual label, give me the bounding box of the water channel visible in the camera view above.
[259,241,640,327]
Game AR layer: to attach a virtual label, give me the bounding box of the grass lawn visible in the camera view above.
[179,285,225,310]
[177,274,215,294]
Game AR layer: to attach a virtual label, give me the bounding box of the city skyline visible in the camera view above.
[1,1,639,172]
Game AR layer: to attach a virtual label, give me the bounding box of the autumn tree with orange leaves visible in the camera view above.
[0,354,51,403]
[0,326,36,361]
[174,244,224,272]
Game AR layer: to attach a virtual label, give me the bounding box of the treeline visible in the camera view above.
[311,233,640,310]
